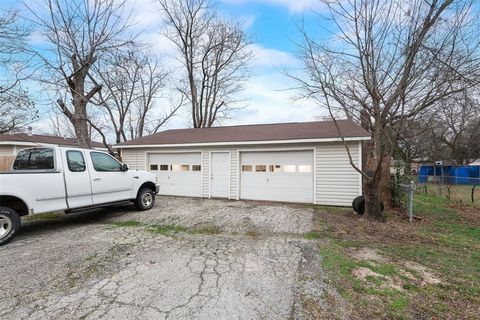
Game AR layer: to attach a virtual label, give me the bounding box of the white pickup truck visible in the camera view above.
[0,146,159,245]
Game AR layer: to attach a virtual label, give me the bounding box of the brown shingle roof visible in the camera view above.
[116,120,370,147]
[0,133,105,148]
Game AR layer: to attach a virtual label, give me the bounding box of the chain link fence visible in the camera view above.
[393,170,480,211]
[416,175,480,207]
[391,167,480,223]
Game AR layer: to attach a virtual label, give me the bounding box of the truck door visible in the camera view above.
[63,149,93,208]
[87,151,133,204]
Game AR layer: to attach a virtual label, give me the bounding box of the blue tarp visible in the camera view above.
[418,165,480,185]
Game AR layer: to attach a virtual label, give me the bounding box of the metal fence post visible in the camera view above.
[408,180,415,223]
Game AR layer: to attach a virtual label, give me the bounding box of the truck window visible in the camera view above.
[13,148,54,170]
[66,151,86,172]
[90,152,122,172]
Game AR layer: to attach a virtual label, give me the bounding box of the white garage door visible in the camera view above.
[148,153,202,197]
[240,151,313,203]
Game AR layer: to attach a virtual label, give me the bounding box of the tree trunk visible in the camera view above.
[362,126,385,220]
[72,112,91,149]
[364,177,384,221]
[379,154,393,210]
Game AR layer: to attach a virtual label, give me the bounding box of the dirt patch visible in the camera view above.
[351,247,388,264]
[450,204,480,225]
[404,261,442,285]
[318,208,418,244]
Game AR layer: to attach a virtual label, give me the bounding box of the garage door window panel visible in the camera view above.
[298,165,312,173]
[284,165,296,173]
[242,165,252,172]
[256,165,267,172]
[150,164,158,171]
[160,164,168,171]
[192,165,201,171]
[269,164,282,173]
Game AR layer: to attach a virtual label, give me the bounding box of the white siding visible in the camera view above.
[201,151,210,198]
[230,150,238,199]
[315,143,361,206]
[119,141,363,206]
[121,149,146,170]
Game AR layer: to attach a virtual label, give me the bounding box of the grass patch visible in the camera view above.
[110,220,144,228]
[108,220,223,237]
[312,192,480,319]
[245,230,259,239]
[303,230,322,239]
[191,223,222,235]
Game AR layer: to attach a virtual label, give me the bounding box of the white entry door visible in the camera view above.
[149,153,202,197]
[210,152,230,198]
[240,151,314,203]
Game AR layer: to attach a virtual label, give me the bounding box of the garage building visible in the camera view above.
[115,120,370,206]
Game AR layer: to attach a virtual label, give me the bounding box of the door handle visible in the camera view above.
[133,176,139,179]
[93,178,101,182]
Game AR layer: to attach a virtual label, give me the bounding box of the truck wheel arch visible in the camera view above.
[138,182,156,195]
[0,196,29,216]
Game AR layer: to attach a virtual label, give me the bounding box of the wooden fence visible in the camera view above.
[0,156,16,171]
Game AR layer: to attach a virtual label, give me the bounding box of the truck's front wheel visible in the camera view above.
[134,188,156,211]
[0,206,21,246]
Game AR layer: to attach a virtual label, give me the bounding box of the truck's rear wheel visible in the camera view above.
[134,188,156,211]
[0,206,21,246]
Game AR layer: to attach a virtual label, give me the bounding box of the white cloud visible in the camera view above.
[222,0,323,13]
[223,72,326,126]
[250,44,298,67]
[125,0,164,29]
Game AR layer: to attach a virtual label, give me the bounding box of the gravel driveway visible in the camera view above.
[0,197,344,320]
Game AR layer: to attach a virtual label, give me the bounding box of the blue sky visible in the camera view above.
[1,0,329,134]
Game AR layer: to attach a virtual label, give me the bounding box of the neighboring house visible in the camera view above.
[115,120,370,206]
[0,133,105,171]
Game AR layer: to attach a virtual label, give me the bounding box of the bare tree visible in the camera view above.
[94,49,180,145]
[0,10,36,133]
[435,94,480,165]
[24,0,134,148]
[46,113,76,138]
[294,0,480,219]
[158,0,252,128]
[403,92,480,165]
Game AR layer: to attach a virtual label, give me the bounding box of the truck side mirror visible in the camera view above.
[121,164,129,172]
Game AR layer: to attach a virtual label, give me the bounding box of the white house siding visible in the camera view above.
[121,148,147,170]
[315,143,361,206]
[118,142,363,206]
[230,150,238,199]
[201,151,210,198]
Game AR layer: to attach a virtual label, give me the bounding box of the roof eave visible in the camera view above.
[113,136,371,149]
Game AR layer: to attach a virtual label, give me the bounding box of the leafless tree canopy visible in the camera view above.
[398,91,480,166]
[295,0,480,218]
[94,49,180,145]
[0,10,36,133]
[24,0,134,148]
[159,0,253,128]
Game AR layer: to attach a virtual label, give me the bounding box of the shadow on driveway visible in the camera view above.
[18,204,135,238]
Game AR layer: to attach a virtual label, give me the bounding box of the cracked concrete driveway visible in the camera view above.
[0,197,343,320]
